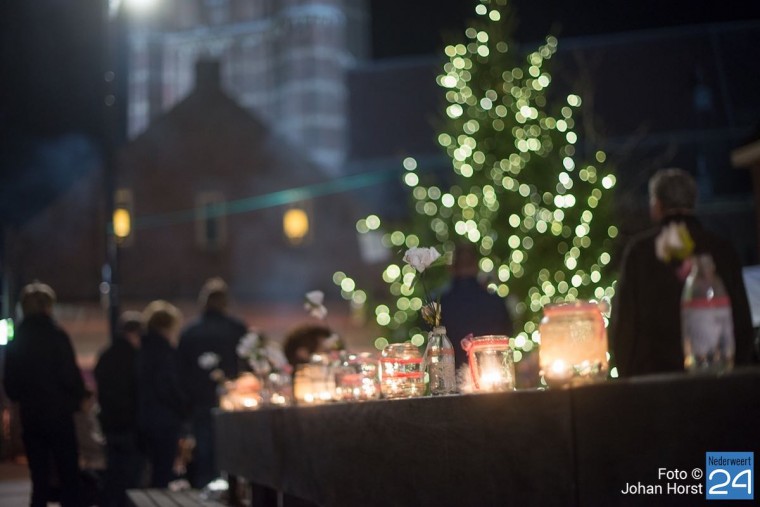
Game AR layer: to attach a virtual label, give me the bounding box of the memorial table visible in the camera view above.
[216,368,760,507]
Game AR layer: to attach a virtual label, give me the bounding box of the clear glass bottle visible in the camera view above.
[423,326,457,395]
[681,254,735,372]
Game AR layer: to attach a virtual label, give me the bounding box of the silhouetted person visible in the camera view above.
[137,300,187,488]
[3,282,85,507]
[610,168,753,376]
[94,311,144,506]
[177,277,247,488]
[440,243,514,368]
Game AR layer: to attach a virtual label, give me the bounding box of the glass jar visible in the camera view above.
[218,372,262,411]
[538,300,608,386]
[333,352,381,401]
[462,335,515,392]
[263,371,292,406]
[379,343,424,399]
[293,355,335,405]
[681,254,735,372]
[423,326,457,395]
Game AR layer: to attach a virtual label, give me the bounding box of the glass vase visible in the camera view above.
[423,326,457,395]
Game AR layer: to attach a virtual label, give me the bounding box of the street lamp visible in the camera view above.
[102,0,156,340]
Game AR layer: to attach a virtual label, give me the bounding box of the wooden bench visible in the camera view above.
[127,488,227,507]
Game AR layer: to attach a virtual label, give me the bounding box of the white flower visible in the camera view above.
[655,222,693,262]
[304,290,328,320]
[249,358,271,376]
[403,247,441,273]
[305,290,324,306]
[308,305,328,320]
[262,343,288,371]
[198,352,220,370]
[236,332,261,359]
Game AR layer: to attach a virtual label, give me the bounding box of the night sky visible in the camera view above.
[3,0,760,139]
[1,0,760,223]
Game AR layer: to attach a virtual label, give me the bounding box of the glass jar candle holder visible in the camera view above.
[293,355,335,405]
[379,343,424,399]
[462,335,515,392]
[333,353,381,402]
[219,373,263,411]
[538,300,608,387]
[262,371,293,406]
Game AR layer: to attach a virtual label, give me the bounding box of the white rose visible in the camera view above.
[236,332,260,358]
[198,352,220,370]
[655,223,684,262]
[305,290,324,306]
[305,290,328,320]
[308,304,328,320]
[403,246,441,273]
[262,343,288,371]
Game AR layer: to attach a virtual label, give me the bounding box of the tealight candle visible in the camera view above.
[463,336,515,392]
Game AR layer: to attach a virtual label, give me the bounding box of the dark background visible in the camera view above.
[1,0,760,221]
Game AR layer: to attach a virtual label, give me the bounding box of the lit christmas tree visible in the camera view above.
[337,0,618,362]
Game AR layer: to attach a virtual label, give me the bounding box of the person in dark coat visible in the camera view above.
[610,168,754,377]
[94,311,144,506]
[440,242,514,368]
[3,282,85,507]
[177,277,247,488]
[137,300,187,488]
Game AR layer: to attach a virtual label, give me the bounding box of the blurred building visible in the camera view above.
[126,0,369,174]
[116,59,364,300]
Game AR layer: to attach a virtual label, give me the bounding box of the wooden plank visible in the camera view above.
[127,489,158,507]
[126,488,227,507]
[144,490,181,507]
[184,490,228,507]
[169,490,208,507]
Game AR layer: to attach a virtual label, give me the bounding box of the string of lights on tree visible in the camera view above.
[334,0,619,362]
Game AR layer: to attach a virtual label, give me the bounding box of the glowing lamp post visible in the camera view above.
[113,207,131,243]
[283,207,309,245]
[103,0,156,340]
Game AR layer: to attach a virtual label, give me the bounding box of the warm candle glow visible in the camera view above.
[546,359,573,381]
[242,397,259,408]
[284,208,309,244]
[479,367,506,389]
[466,336,514,392]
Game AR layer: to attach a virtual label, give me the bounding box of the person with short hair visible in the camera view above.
[610,168,754,376]
[3,281,85,507]
[137,300,187,488]
[177,278,247,488]
[282,324,334,369]
[94,311,145,506]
